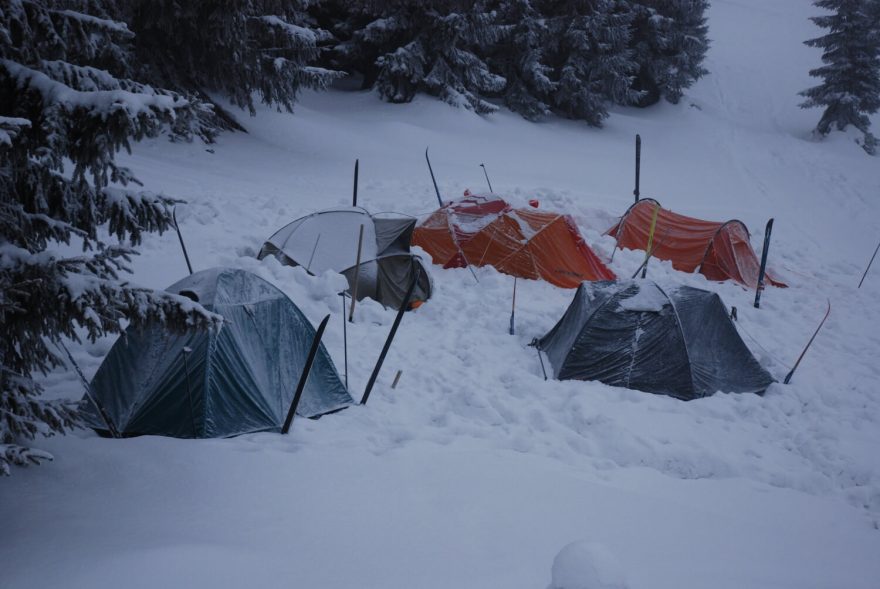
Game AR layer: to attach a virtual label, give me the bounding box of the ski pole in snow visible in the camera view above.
[858,238,880,288]
[426,147,444,208]
[783,300,831,385]
[282,314,330,434]
[340,292,349,389]
[361,268,421,405]
[480,163,494,193]
[352,159,359,207]
[509,277,517,335]
[634,134,641,203]
[57,341,120,438]
[391,370,403,389]
[172,206,193,275]
[754,218,774,308]
[640,203,660,278]
[349,224,365,322]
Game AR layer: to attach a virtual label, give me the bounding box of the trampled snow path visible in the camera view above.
[2,1,880,587]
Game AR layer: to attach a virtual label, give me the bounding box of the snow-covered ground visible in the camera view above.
[3,1,880,587]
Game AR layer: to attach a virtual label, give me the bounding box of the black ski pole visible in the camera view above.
[509,277,517,335]
[352,159,359,207]
[480,163,494,193]
[634,134,641,204]
[282,314,330,434]
[361,268,421,405]
[858,238,880,288]
[172,206,193,275]
[754,218,774,308]
[426,147,444,208]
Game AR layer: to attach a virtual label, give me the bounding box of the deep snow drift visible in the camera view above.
[2,1,879,588]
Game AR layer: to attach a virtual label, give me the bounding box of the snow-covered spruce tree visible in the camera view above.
[544,0,641,125]
[331,1,506,114]
[126,0,343,135]
[486,0,557,120]
[0,1,222,475]
[628,0,709,106]
[800,0,880,155]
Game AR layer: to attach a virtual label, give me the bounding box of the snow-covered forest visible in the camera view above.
[2,0,880,588]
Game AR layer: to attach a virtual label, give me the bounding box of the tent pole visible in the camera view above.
[858,238,880,288]
[349,225,365,322]
[57,340,120,438]
[536,348,548,381]
[361,268,421,405]
[182,346,198,438]
[634,134,641,203]
[340,293,348,389]
[306,234,322,273]
[640,203,660,279]
[172,206,194,275]
[480,163,494,193]
[282,314,331,434]
[425,147,444,208]
[352,159,359,207]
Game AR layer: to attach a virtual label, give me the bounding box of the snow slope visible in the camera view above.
[3,1,880,588]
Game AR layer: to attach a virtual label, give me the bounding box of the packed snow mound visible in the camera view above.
[614,281,668,313]
[549,541,628,589]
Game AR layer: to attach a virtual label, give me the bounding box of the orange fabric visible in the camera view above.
[413,195,616,288]
[607,199,785,288]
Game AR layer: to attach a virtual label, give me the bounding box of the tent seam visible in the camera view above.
[654,284,699,398]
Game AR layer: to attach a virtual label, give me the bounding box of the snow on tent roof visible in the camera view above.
[259,207,432,310]
[81,268,353,438]
[412,193,616,288]
[606,199,785,289]
[536,280,775,400]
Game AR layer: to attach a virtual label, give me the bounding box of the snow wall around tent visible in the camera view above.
[81,268,353,438]
[606,199,785,289]
[259,207,432,310]
[536,280,775,400]
[412,194,616,288]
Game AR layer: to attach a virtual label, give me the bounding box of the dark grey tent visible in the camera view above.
[81,268,353,438]
[259,207,432,310]
[536,280,774,400]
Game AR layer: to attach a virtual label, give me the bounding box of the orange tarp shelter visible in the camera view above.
[412,194,616,288]
[606,198,785,288]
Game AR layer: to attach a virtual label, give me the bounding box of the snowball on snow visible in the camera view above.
[549,541,629,589]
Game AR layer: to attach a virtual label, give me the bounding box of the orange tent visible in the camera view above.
[606,199,785,288]
[412,194,616,288]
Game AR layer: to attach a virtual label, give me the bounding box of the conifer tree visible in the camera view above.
[1,0,221,475]
[544,0,641,125]
[126,0,343,134]
[629,0,710,106]
[800,0,880,155]
[488,0,556,120]
[329,1,506,113]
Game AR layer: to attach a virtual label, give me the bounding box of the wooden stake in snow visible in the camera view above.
[349,224,365,322]
[282,314,330,434]
[858,238,880,288]
[172,206,194,275]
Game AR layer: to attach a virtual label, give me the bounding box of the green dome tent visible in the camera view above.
[536,280,774,400]
[81,268,353,438]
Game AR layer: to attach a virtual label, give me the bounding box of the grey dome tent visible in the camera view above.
[536,281,774,400]
[81,268,353,438]
[258,207,432,310]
